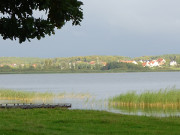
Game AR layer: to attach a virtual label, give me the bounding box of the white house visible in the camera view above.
[132,61,138,65]
[149,60,159,67]
[170,61,177,66]
[139,60,143,63]
[142,60,159,67]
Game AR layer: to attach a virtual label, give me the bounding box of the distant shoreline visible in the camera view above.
[0,69,180,74]
[0,54,180,74]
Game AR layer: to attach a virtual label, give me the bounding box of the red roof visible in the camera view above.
[32,64,37,68]
[157,58,164,62]
[150,61,156,64]
[120,60,134,63]
[89,61,96,65]
[101,62,107,66]
[142,62,146,67]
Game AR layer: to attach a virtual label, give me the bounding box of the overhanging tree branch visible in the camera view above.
[0,0,83,43]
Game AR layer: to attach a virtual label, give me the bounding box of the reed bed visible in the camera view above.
[109,88,180,109]
[58,93,92,99]
[0,89,54,102]
[0,89,92,103]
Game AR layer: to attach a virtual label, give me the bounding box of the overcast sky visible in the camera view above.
[0,0,180,58]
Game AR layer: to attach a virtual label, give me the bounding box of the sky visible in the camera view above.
[0,0,180,58]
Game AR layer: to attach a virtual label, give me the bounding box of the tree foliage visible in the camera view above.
[0,0,83,43]
[102,62,146,71]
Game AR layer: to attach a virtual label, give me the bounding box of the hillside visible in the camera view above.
[0,54,179,73]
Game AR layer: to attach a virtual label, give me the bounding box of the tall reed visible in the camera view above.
[109,88,180,109]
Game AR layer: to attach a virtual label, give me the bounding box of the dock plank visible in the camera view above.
[0,103,71,109]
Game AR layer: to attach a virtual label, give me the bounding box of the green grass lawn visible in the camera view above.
[0,109,180,135]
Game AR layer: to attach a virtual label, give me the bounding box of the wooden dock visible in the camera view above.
[0,103,71,109]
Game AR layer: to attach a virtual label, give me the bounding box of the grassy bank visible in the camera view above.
[109,88,180,109]
[0,68,180,74]
[0,109,180,135]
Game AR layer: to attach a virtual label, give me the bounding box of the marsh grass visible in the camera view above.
[58,92,92,99]
[0,89,92,103]
[0,89,54,103]
[109,88,180,110]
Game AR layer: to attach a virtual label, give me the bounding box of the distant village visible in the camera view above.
[0,57,178,70]
[119,58,178,68]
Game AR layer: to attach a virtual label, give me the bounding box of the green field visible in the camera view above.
[0,109,180,135]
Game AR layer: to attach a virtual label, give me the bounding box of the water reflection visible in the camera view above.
[109,104,180,117]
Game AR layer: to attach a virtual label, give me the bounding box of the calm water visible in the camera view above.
[0,72,180,116]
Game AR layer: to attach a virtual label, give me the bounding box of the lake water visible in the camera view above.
[0,72,180,116]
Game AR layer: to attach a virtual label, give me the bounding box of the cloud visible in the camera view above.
[83,0,180,34]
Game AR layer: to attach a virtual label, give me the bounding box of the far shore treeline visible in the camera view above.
[0,54,180,73]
